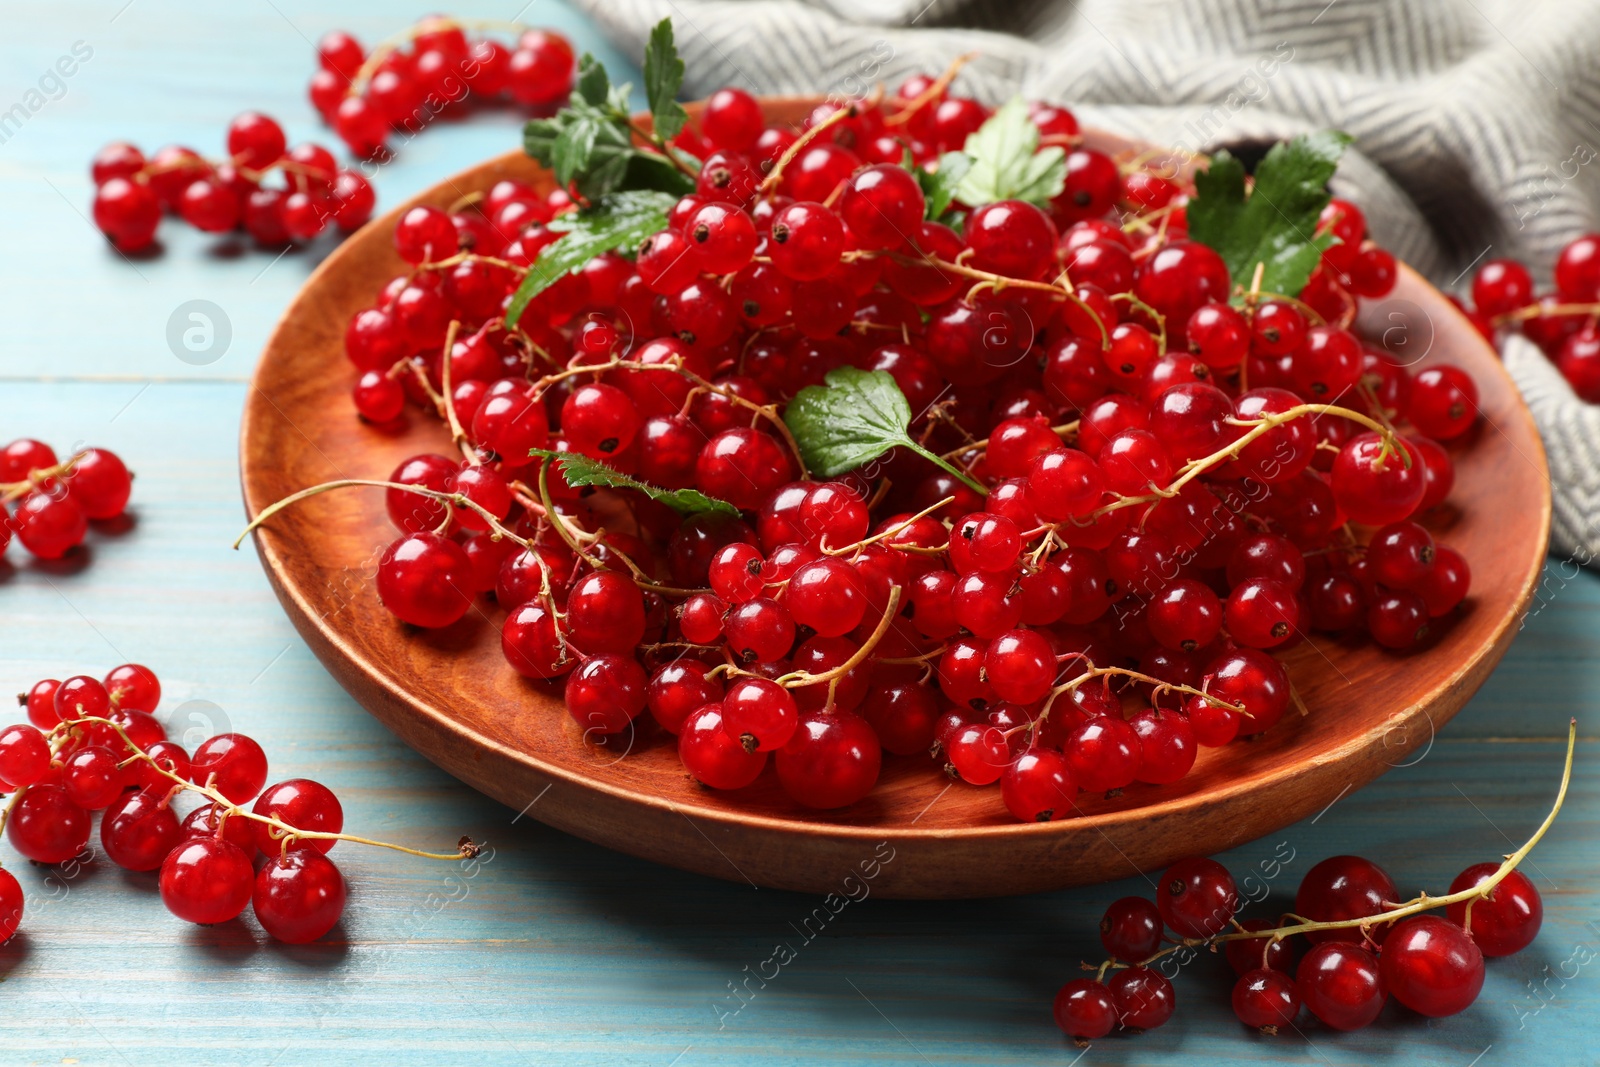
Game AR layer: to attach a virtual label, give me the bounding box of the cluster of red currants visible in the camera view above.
[0,665,468,946]
[1,438,133,562]
[1461,236,1600,402]
[282,72,1481,819]
[310,18,577,158]
[89,111,374,252]
[1056,848,1542,1040]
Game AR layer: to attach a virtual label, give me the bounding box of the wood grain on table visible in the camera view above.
[1,3,1596,1065]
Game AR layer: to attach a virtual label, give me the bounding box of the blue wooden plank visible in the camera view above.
[2,3,1597,1065]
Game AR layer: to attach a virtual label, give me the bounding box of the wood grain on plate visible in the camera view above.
[240,101,1551,898]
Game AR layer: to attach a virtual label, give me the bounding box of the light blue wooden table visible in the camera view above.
[2,3,1596,1064]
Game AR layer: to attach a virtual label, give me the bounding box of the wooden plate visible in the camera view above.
[241,101,1550,898]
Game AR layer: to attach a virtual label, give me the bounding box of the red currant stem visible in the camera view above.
[436,319,476,462]
[529,461,699,596]
[131,154,331,189]
[1093,401,1405,522]
[1038,664,1243,726]
[771,585,903,689]
[820,495,955,559]
[415,250,533,278]
[1494,300,1600,326]
[0,450,91,503]
[623,117,701,181]
[877,645,949,665]
[54,715,480,860]
[344,16,531,96]
[1092,719,1578,976]
[1289,684,1310,718]
[233,479,530,551]
[401,355,447,410]
[883,52,976,127]
[1119,146,1183,178]
[759,105,854,198]
[1120,199,1185,238]
[1234,287,1328,328]
[1108,290,1169,351]
[890,250,1111,350]
[504,480,559,529]
[640,640,722,654]
[677,373,809,480]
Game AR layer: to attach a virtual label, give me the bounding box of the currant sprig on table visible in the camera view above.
[1,439,133,562]
[1054,721,1573,1041]
[309,16,579,159]
[0,664,475,946]
[91,112,374,252]
[1456,238,1600,404]
[243,23,1479,819]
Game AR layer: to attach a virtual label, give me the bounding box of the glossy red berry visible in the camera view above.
[1232,968,1301,1031]
[775,711,881,808]
[1064,714,1140,793]
[1157,856,1237,937]
[0,724,51,788]
[1108,966,1175,1030]
[377,532,475,629]
[1225,578,1299,649]
[251,778,344,855]
[1471,258,1533,319]
[1445,864,1541,956]
[190,733,269,805]
[101,789,181,871]
[838,164,924,251]
[1331,433,1425,526]
[1100,897,1163,962]
[254,850,347,943]
[1408,366,1478,440]
[565,654,648,737]
[701,88,764,152]
[93,177,162,251]
[567,571,647,654]
[1380,915,1484,1017]
[1053,979,1118,1040]
[1298,941,1385,1030]
[1295,855,1399,944]
[964,199,1057,279]
[6,784,91,863]
[160,838,256,924]
[768,201,846,281]
[0,867,20,944]
[722,677,799,752]
[1000,749,1076,821]
[561,382,640,457]
[680,703,768,789]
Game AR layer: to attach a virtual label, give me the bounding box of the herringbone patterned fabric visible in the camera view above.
[576,0,1600,560]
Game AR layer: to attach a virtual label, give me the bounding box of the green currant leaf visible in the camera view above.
[918,151,972,220]
[573,53,611,108]
[783,367,985,493]
[1187,129,1353,298]
[954,97,1066,208]
[523,47,694,202]
[643,18,688,143]
[551,112,603,189]
[504,190,677,328]
[529,449,739,517]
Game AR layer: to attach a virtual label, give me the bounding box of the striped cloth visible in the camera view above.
[575,0,1600,559]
